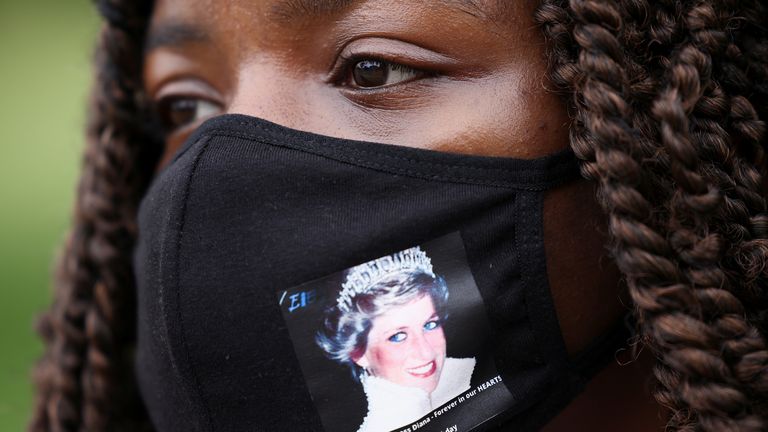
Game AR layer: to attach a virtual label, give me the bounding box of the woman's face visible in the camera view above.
[355,295,447,394]
[145,0,622,358]
[145,0,571,165]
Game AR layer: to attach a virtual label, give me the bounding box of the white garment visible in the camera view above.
[356,357,476,432]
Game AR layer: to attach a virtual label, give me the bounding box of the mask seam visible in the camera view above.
[515,191,571,410]
[514,192,553,406]
[171,135,217,432]
[207,121,573,175]
[199,130,579,191]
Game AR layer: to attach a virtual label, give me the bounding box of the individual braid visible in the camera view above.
[553,0,696,427]
[536,0,602,184]
[714,0,768,339]
[671,0,768,405]
[650,2,767,429]
[29,1,159,431]
[536,0,768,430]
[688,0,768,394]
[669,3,768,361]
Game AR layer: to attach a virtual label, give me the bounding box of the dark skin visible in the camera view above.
[145,0,664,430]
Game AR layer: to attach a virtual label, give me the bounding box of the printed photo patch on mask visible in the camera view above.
[278,232,514,432]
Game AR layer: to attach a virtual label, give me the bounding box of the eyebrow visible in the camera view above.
[144,22,210,52]
[143,1,354,52]
[268,0,356,22]
[382,313,440,334]
[268,0,509,23]
[145,0,511,51]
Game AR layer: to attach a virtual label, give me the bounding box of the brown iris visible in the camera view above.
[352,60,388,87]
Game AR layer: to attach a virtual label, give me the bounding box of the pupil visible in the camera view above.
[168,99,197,126]
[353,60,387,87]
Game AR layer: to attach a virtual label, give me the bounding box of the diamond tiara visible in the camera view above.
[337,246,435,312]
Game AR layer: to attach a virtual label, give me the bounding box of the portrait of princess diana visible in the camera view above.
[316,247,476,432]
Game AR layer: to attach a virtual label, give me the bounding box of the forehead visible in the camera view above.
[370,295,437,332]
[143,0,563,160]
[265,0,516,22]
[148,0,527,45]
[150,0,514,19]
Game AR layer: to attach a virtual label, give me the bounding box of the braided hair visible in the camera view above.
[29,1,768,431]
[29,1,158,431]
[538,0,768,430]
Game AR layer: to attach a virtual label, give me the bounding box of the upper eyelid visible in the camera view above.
[326,37,460,83]
[341,56,420,73]
[329,55,426,88]
[154,93,223,109]
[150,75,224,104]
[332,37,459,70]
[389,332,406,341]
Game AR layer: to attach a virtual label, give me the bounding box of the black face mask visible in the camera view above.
[134,114,628,432]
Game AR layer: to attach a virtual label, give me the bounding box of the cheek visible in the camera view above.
[543,180,623,356]
[425,77,569,158]
[426,328,446,354]
[370,342,408,372]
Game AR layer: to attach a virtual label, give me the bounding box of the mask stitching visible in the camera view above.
[211,120,575,175]
[171,135,217,432]
[195,131,578,191]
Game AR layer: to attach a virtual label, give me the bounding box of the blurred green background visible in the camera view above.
[0,1,99,430]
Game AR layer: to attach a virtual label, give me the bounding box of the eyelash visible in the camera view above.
[153,95,222,135]
[335,55,432,90]
[387,320,441,343]
[151,55,432,135]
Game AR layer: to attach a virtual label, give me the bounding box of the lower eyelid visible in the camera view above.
[338,78,440,111]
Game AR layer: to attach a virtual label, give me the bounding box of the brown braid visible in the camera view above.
[653,4,766,429]
[29,1,158,431]
[29,0,768,430]
[714,1,768,341]
[537,0,768,430]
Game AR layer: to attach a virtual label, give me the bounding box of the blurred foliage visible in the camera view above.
[0,1,99,430]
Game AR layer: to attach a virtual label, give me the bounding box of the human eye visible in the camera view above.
[155,96,222,133]
[341,58,426,89]
[388,331,407,343]
[424,320,440,331]
[150,79,224,136]
[327,38,459,107]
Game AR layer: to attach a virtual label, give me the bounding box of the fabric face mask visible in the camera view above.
[134,114,628,432]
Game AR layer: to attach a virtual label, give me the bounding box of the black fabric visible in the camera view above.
[134,114,620,432]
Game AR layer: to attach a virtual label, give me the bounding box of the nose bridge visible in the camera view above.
[227,62,305,129]
[412,328,436,359]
